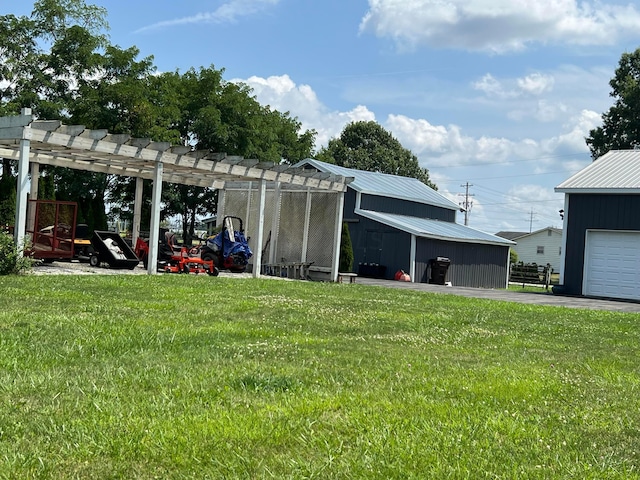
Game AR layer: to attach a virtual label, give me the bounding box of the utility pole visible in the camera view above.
[529,208,536,233]
[458,182,474,226]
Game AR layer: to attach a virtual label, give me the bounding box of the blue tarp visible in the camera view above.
[207,230,253,260]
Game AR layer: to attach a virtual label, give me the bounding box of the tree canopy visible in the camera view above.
[0,0,316,239]
[586,48,640,159]
[316,121,437,189]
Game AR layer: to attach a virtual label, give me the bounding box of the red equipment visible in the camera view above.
[135,230,219,276]
[394,270,411,282]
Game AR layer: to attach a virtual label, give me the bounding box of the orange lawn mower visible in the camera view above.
[135,229,219,276]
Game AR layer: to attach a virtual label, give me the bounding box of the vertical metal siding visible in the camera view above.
[564,194,640,295]
[416,238,509,288]
[360,194,456,221]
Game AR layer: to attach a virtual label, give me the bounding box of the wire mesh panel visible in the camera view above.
[275,191,306,263]
[244,189,276,260]
[222,190,250,225]
[221,185,341,272]
[306,192,337,267]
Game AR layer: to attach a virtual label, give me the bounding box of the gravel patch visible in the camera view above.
[29,260,253,278]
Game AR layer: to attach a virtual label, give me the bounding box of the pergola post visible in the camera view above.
[268,182,281,264]
[216,189,226,228]
[27,162,39,234]
[301,188,312,262]
[331,191,345,281]
[253,180,266,278]
[132,177,143,249]
[410,234,417,283]
[14,108,32,250]
[147,161,163,274]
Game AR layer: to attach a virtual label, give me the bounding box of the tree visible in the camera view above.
[339,222,354,272]
[586,48,640,159]
[0,161,16,227]
[316,121,436,189]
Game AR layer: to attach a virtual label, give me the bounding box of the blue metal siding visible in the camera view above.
[360,194,456,221]
[564,194,640,295]
[348,216,411,276]
[348,214,508,286]
[416,238,509,289]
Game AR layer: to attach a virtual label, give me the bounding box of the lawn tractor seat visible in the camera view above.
[161,231,183,258]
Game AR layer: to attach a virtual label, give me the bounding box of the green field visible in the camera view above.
[1,275,639,479]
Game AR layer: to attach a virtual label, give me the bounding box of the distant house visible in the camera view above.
[555,150,640,301]
[496,227,563,271]
[295,159,514,288]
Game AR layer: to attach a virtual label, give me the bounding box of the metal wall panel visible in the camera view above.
[360,194,456,221]
[564,194,640,295]
[416,238,509,288]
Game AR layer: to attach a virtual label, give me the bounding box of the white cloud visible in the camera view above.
[386,114,523,167]
[541,109,601,153]
[360,0,640,52]
[236,74,375,146]
[135,0,280,32]
[473,72,554,99]
[517,73,554,95]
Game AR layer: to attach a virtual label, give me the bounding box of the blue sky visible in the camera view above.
[10,0,640,233]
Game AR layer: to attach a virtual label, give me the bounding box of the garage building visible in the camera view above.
[555,150,640,301]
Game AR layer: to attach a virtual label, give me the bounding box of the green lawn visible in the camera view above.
[1,275,639,479]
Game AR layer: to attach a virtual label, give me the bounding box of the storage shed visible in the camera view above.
[555,150,640,301]
[295,159,514,289]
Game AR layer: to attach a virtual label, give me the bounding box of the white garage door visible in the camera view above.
[584,230,640,301]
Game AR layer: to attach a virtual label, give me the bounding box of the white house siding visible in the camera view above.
[512,229,563,272]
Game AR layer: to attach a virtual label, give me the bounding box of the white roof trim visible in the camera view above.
[356,209,515,246]
[0,115,352,192]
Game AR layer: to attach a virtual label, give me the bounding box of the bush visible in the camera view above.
[0,231,33,275]
[339,222,354,272]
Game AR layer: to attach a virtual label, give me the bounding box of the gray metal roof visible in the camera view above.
[495,227,561,241]
[357,210,515,246]
[295,159,460,210]
[556,150,640,193]
[495,231,529,241]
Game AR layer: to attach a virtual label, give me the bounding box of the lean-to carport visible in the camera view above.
[1,108,352,278]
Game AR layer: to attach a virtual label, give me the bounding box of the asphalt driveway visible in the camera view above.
[355,277,640,313]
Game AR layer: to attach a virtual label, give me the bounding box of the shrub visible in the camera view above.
[339,222,354,272]
[0,231,33,275]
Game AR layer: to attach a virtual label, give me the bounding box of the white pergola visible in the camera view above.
[1,108,351,277]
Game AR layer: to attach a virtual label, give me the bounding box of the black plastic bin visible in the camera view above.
[89,230,140,269]
[358,263,387,278]
[428,257,450,285]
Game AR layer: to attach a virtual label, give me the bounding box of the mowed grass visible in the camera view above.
[0,275,639,479]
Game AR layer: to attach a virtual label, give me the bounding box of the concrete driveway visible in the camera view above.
[355,277,640,313]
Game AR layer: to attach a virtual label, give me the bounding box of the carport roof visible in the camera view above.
[0,112,351,192]
[357,210,515,246]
